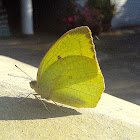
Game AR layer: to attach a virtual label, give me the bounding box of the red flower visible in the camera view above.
[68,17,74,22]
[84,8,88,12]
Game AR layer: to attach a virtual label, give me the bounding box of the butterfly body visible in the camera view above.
[30,26,105,108]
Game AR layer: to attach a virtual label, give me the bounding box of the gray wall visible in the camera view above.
[111,0,140,28]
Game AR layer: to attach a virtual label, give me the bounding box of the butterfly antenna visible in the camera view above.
[15,65,33,80]
[95,35,100,40]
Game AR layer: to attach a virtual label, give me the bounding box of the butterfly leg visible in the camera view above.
[41,98,66,113]
[18,92,35,101]
[33,94,51,113]
[52,100,66,113]
[33,93,39,100]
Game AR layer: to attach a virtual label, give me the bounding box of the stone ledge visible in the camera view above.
[0,55,140,139]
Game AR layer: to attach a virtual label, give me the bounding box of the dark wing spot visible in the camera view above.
[58,56,61,59]
[69,76,72,79]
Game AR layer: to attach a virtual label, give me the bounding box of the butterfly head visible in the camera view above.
[30,80,49,99]
[30,80,38,90]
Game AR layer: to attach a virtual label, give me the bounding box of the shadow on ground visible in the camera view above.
[0,96,80,120]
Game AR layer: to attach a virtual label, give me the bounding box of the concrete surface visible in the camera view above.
[0,55,140,139]
[0,27,140,139]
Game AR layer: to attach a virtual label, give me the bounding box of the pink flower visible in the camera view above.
[68,17,74,22]
[79,12,82,16]
[84,8,88,12]
[84,12,90,18]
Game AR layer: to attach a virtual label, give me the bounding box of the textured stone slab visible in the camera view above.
[0,55,140,140]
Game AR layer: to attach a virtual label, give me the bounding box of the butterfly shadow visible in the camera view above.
[0,96,81,120]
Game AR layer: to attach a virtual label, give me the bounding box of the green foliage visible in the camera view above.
[62,0,115,34]
[88,0,116,31]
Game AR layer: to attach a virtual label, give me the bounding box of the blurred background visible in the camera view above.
[0,0,139,105]
[1,0,140,35]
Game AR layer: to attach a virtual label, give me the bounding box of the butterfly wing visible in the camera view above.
[37,26,105,107]
[39,55,104,107]
[37,26,95,82]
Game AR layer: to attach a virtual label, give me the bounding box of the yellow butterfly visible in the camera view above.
[30,26,105,108]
